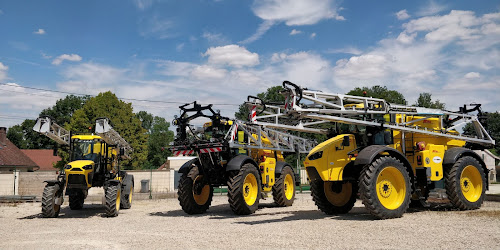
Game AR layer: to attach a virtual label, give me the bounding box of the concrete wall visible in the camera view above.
[18,171,57,196]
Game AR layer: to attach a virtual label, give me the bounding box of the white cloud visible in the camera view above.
[252,0,344,26]
[133,0,154,10]
[33,28,46,35]
[202,31,231,45]
[240,20,275,44]
[310,32,317,38]
[57,63,126,94]
[334,54,389,81]
[191,65,227,80]
[176,43,185,52]
[396,10,410,20]
[326,47,362,55]
[417,0,448,16]
[465,72,481,79]
[139,16,175,39]
[41,52,52,59]
[0,62,8,81]
[157,61,197,77]
[396,32,417,44]
[290,29,302,35]
[52,54,82,65]
[203,45,259,68]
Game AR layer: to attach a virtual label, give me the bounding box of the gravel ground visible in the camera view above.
[1,193,499,250]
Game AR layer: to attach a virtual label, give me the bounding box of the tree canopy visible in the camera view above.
[347,85,407,105]
[414,93,445,109]
[136,111,174,169]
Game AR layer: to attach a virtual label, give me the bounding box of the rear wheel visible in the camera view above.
[310,180,356,214]
[41,185,61,218]
[272,166,295,207]
[445,156,486,210]
[69,190,84,210]
[359,156,411,219]
[177,166,213,214]
[120,183,134,209]
[105,184,121,217]
[228,163,261,215]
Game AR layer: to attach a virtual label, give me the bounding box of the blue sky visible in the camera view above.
[1,0,499,128]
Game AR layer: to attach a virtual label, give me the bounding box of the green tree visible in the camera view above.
[7,119,52,149]
[40,95,89,126]
[146,116,174,168]
[67,91,148,169]
[135,110,154,131]
[414,93,445,109]
[347,85,407,105]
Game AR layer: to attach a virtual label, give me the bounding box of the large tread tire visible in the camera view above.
[105,184,121,217]
[69,190,84,210]
[359,156,411,219]
[177,166,214,214]
[41,185,61,218]
[228,163,261,215]
[310,180,357,215]
[445,156,486,210]
[272,166,295,207]
[120,177,134,209]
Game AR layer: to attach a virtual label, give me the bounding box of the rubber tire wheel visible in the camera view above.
[310,180,357,214]
[445,156,486,210]
[41,185,61,218]
[69,190,84,210]
[177,166,214,214]
[272,166,295,207]
[120,183,133,209]
[105,184,121,217]
[228,163,261,215]
[359,156,411,219]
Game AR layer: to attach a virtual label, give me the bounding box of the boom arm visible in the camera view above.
[95,118,133,159]
[33,116,70,145]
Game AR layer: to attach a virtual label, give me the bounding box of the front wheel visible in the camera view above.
[272,166,295,207]
[228,163,261,215]
[41,185,62,218]
[310,180,357,214]
[177,166,214,214]
[445,156,486,210]
[69,190,85,210]
[105,184,121,217]
[359,156,411,219]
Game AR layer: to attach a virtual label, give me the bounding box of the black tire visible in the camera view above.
[120,177,134,209]
[310,180,356,215]
[41,185,61,218]
[228,163,261,215]
[445,156,486,210]
[177,166,214,214]
[69,190,84,210]
[359,156,411,219]
[105,184,121,217]
[272,166,295,207]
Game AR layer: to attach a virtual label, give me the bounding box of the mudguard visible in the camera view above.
[226,155,258,172]
[178,158,199,174]
[443,147,488,189]
[121,173,134,195]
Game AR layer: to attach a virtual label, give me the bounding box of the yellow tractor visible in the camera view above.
[251,81,495,219]
[34,117,134,217]
[171,102,315,215]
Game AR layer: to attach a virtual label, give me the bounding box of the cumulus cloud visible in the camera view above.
[290,29,302,35]
[0,62,8,81]
[252,0,344,25]
[325,47,363,55]
[396,10,410,20]
[465,72,481,79]
[33,28,46,35]
[203,45,259,68]
[191,65,227,80]
[52,54,82,65]
[57,63,126,93]
[417,0,448,16]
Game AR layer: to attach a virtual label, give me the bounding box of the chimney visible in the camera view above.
[0,127,6,145]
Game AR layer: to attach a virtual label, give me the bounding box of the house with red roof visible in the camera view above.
[0,127,39,172]
[21,149,61,171]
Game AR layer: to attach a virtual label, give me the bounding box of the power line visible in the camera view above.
[0,83,241,107]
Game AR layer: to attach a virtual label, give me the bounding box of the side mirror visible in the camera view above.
[120,148,125,156]
[342,135,350,147]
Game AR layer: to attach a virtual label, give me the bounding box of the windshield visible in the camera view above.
[71,139,99,162]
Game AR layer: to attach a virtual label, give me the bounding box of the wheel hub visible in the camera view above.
[461,178,471,193]
[378,180,392,198]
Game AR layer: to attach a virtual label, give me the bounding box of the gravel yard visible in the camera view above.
[1,193,499,249]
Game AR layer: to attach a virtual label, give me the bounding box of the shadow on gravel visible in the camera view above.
[19,204,111,219]
[149,204,238,218]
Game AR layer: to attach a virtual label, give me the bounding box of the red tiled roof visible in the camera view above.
[21,149,61,171]
[0,138,39,170]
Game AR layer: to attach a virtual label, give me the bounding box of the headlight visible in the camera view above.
[308,151,323,161]
[64,165,72,169]
[82,165,93,170]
